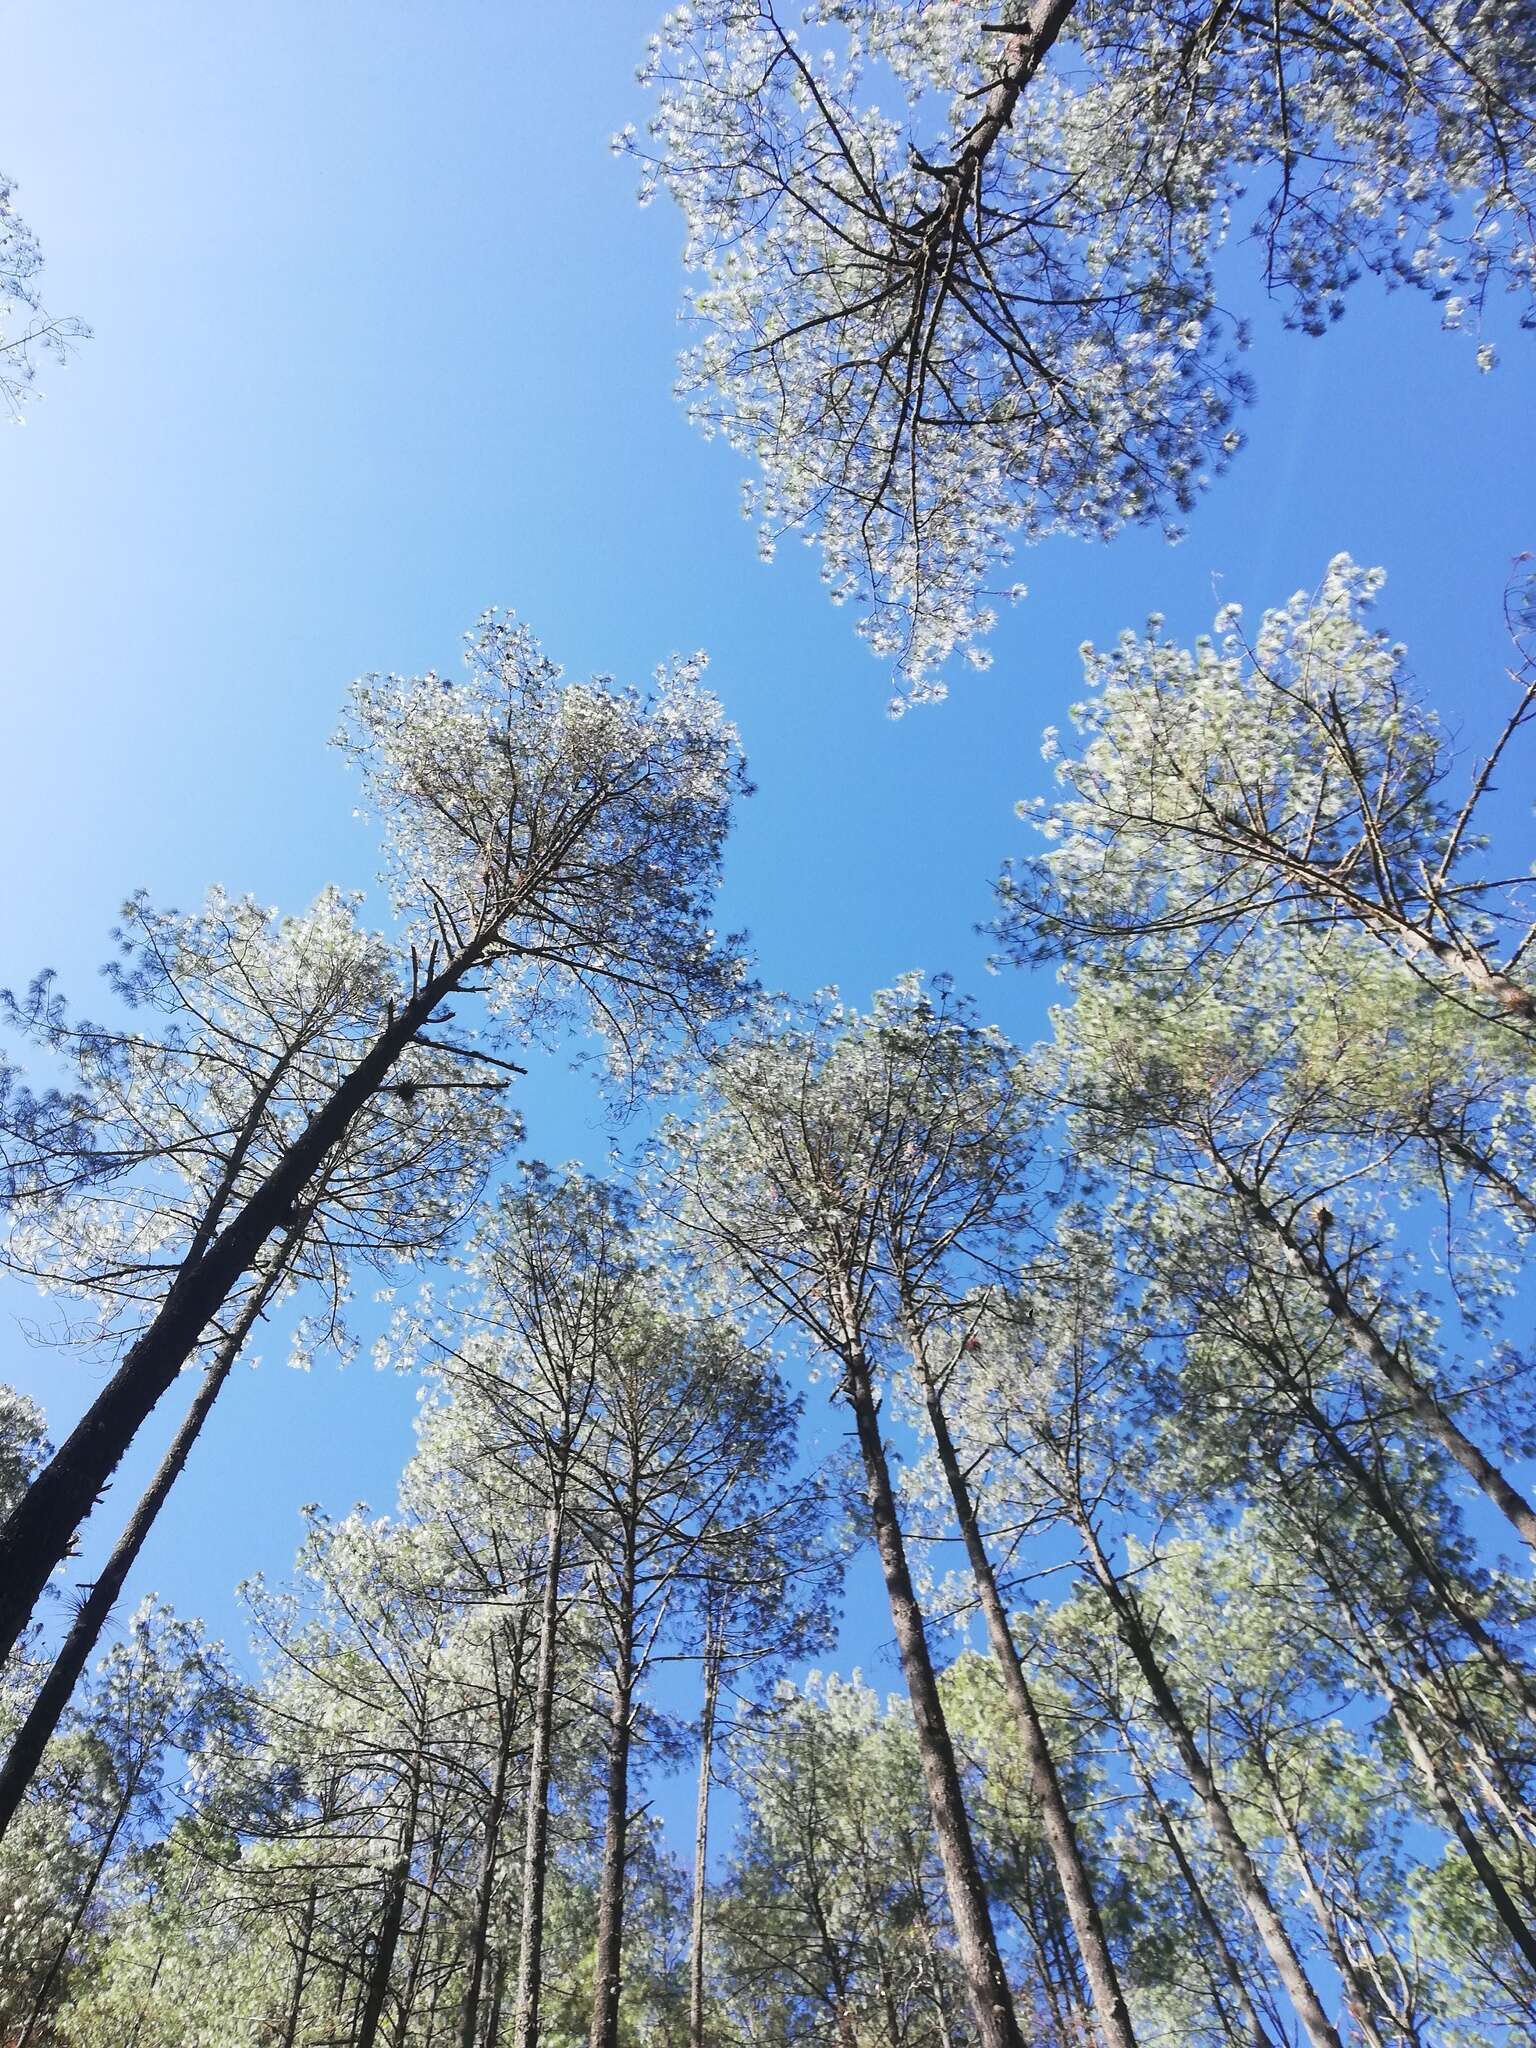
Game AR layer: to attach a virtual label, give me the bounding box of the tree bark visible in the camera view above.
[1252,1751,1390,2048]
[841,1345,1028,2048]
[1308,1547,1536,1976]
[918,1361,1138,2048]
[0,961,475,1670]
[514,1502,567,2048]
[689,1619,724,2048]
[1074,1518,1344,2048]
[0,1248,290,1840]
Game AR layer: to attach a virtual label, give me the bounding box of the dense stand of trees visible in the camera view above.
[4,4,1535,2044]
[2,567,1534,2044]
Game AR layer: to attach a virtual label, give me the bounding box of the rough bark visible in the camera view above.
[1075,1518,1344,2048]
[458,1687,518,2048]
[280,1884,319,2048]
[841,1345,1028,2048]
[1125,1744,1280,2048]
[918,1360,1139,2048]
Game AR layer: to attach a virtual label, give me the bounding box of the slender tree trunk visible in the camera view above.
[280,1883,319,2048]
[18,1765,143,2048]
[484,1939,510,2048]
[917,1358,1138,2048]
[589,1482,641,2048]
[459,1698,518,2048]
[688,1621,724,2048]
[356,1758,425,2048]
[1308,1548,1536,1975]
[0,957,482,1669]
[1252,1752,1390,2048]
[1424,1120,1536,1231]
[392,1825,445,2048]
[1230,1170,1536,1553]
[1074,1517,1343,2048]
[588,1627,637,2048]
[840,1344,1027,2048]
[1282,1373,1536,1731]
[514,1501,567,2048]
[1125,1745,1279,2048]
[0,1249,291,1840]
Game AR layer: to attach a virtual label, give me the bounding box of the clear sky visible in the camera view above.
[2,1,1534,1851]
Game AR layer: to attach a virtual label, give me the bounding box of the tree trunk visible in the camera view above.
[514,1502,567,2048]
[1252,1751,1390,2048]
[1231,1170,1536,1554]
[689,1620,724,2048]
[0,962,472,1670]
[280,1883,319,2048]
[1124,1742,1280,2048]
[1074,1518,1343,2048]
[588,1658,637,2048]
[841,1345,1027,2048]
[0,1248,291,1840]
[459,1695,518,2048]
[918,1361,1138,2048]
[1283,1375,1536,1733]
[356,1758,424,2048]
[1308,1548,1536,1976]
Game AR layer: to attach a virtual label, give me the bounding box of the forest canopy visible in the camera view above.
[1,7,1534,2048]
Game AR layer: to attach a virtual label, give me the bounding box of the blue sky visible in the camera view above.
[2,1,1534,1856]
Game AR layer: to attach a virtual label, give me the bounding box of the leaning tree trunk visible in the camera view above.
[689,1617,725,2048]
[514,1499,568,2048]
[1251,1752,1391,2048]
[840,1341,1027,2048]
[1280,1371,1536,1733]
[1228,1168,1536,1554]
[0,1239,297,1840]
[0,960,477,1670]
[1075,1517,1344,2048]
[1306,1543,1536,1976]
[1123,1740,1280,2048]
[915,1346,1139,2048]
[589,1510,640,2048]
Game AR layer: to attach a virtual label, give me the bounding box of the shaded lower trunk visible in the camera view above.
[841,1345,1026,2048]
[280,1883,319,2048]
[588,1653,637,2048]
